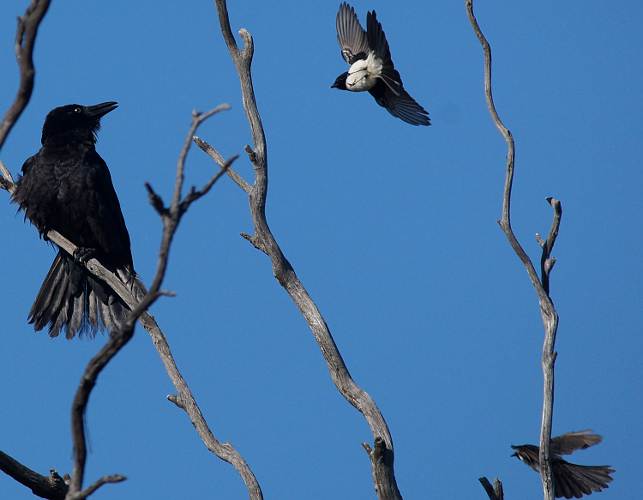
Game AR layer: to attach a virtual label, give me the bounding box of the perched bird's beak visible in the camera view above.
[86,101,118,118]
[331,82,338,88]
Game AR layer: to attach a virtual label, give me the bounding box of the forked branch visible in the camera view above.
[465,2,562,499]
[479,476,504,500]
[2,102,260,498]
[66,106,238,498]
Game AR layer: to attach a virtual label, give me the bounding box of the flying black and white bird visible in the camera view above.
[331,2,430,126]
[511,430,614,498]
[13,102,133,339]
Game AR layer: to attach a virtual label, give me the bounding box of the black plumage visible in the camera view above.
[12,102,133,338]
[511,430,615,498]
[331,2,430,126]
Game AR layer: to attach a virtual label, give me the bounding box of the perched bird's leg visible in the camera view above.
[73,246,96,264]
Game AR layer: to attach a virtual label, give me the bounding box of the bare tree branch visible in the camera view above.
[208,1,402,498]
[0,0,261,496]
[479,476,504,500]
[67,324,133,496]
[465,2,562,499]
[67,474,125,500]
[0,451,67,500]
[193,135,250,193]
[2,99,261,497]
[0,0,51,150]
[64,108,261,499]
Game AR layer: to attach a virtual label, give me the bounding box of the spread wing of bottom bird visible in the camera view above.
[511,430,614,498]
[331,2,430,126]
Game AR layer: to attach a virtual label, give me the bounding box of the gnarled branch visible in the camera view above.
[0,0,51,150]
[66,106,235,497]
[466,2,563,499]
[207,1,402,498]
[0,451,67,500]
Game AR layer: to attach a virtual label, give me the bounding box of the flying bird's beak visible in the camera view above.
[86,101,119,118]
[331,82,338,88]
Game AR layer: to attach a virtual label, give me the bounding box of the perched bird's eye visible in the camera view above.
[73,107,81,114]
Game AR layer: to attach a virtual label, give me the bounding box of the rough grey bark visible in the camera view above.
[465,2,563,499]
[203,1,403,498]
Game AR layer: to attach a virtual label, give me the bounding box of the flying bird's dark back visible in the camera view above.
[12,102,133,338]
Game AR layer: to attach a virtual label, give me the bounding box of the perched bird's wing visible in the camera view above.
[336,2,369,64]
[369,79,431,126]
[551,430,603,456]
[13,155,56,235]
[84,153,133,272]
[553,460,614,498]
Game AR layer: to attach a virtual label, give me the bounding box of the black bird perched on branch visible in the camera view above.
[12,102,133,339]
[331,2,430,126]
[511,430,614,498]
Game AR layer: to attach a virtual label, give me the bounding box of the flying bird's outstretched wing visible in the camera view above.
[365,11,430,126]
[551,430,603,456]
[336,2,369,64]
[366,11,392,69]
[369,78,431,126]
[366,11,400,91]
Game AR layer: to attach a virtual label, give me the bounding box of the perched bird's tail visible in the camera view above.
[29,251,129,338]
[553,460,615,499]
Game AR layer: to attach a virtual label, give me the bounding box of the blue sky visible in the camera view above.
[1,1,641,499]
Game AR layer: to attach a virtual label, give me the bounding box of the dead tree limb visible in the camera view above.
[465,2,562,499]
[206,1,402,498]
[0,0,50,151]
[2,112,261,499]
[1,1,262,497]
[65,106,236,498]
[0,451,67,500]
[479,476,504,500]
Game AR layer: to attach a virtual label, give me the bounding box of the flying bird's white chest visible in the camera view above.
[346,52,382,92]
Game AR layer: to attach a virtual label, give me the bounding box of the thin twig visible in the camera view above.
[465,2,562,499]
[0,451,67,500]
[210,1,402,498]
[179,154,238,211]
[67,475,125,500]
[171,104,230,212]
[539,198,562,295]
[0,0,51,150]
[193,136,251,192]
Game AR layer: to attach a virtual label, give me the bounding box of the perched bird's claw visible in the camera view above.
[73,246,96,264]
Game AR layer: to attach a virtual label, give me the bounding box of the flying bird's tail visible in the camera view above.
[29,251,129,338]
[553,460,614,499]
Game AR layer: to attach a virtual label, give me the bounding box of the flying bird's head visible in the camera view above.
[331,72,349,90]
[510,444,539,469]
[41,101,118,146]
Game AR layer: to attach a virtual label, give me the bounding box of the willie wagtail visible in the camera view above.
[331,2,430,126]
[511,430,614,498]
